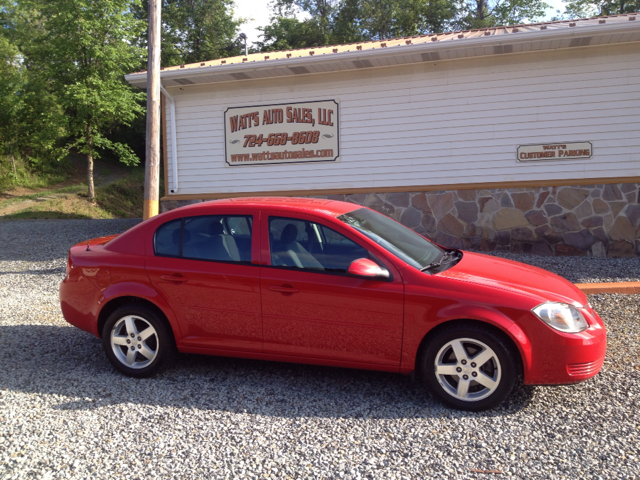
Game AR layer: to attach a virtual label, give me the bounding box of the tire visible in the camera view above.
[102,304,175,378]
[420,324,517,411]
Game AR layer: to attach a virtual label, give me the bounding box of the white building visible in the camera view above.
[126,13,640,257]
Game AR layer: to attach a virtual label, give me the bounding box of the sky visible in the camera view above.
[232,0,568,47]
[232,0,278,46]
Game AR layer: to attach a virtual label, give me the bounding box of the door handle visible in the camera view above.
[268,284,299,294]
[160,274,188,283]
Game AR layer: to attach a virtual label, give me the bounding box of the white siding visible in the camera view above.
[163,43,640,196]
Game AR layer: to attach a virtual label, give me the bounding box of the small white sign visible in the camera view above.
[224,100,339,166]
[517,142,592,162]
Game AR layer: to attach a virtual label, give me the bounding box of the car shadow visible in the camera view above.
[0,324,536,418]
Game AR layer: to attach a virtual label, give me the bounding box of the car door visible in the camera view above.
[259,211,404,366]
[146,211,262,352]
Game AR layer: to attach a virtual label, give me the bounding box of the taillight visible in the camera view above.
[66,252,73,275]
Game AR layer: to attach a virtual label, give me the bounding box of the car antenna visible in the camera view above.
[86,242,91,251]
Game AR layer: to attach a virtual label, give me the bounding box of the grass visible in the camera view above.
[96,168,145,218]
[0,155,73,192]
[0,168,146,220]
[6,210,94,220]
[0,184,85,207]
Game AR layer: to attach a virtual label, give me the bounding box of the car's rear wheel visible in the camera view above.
[102,304,174,378]
[420,324,517,411]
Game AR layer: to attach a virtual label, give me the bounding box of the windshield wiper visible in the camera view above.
[420,250,457,272]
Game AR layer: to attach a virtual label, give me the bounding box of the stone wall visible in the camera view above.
[161,182,640,257]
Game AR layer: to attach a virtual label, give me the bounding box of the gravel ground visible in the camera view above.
[0,219,638,479]
[488,252,640,284]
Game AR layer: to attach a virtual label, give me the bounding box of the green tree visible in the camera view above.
[333,0,456,41]
[275,0,339,37]
[560,0,638,18]
[259,0,457,49]
[0,35,27,179]
[26,0,146,201]
[258,0,551,51]
[453,0,550,30]
[257,16,330,50]
[0,5,67,186]
[133,0,243,67]
[257,0,338,50]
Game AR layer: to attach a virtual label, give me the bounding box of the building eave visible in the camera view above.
[125,14,640,89]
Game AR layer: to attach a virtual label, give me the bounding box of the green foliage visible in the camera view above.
[0,11,67,188]
[258,16,329,50]
[258,0,337,49]
[8,0,147,199]
[1,0,246,194]
[30,0,146,162]
[133,0,244,67]
[559,0,639,18]
[352,0,423,40]
[343,0,457,40]
[258,0,551,51]
[0,165,148,219]
[0,0,147,195]
[454,0,551,30]
[0,155,70,192]
[103,112,147,164]
[97,168,146,217]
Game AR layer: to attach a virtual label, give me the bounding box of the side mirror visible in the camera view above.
[347,258,390,279]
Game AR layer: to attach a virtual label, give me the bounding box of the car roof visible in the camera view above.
[175,197,362,217]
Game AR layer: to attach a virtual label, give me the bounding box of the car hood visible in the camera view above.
[435,251,588,306]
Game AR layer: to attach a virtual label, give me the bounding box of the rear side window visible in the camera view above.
[154,215,253,263]
[154,219,181,257]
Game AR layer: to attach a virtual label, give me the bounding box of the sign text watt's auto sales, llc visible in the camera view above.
[224,100,339,166]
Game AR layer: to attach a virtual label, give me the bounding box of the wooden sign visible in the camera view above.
[224,100,339,166]
[517,142,592,162]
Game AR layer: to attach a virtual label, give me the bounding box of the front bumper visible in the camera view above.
[523,306,606,385]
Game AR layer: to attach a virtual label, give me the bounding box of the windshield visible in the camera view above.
[338,208,444,269]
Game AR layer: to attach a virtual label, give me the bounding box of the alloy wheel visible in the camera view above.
[434,337,502,402]
[110,315,159,369]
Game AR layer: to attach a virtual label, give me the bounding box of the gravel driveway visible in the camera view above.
[1,219,638,479]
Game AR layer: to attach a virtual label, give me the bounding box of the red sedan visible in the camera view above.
[59,197,606,410]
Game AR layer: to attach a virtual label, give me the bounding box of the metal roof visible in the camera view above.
[125,13,640,88]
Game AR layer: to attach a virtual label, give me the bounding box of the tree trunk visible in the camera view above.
[86,126,95,202]
[10,153,17,179]
[476,0,485,21]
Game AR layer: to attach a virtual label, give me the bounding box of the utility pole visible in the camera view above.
[144,0,162,220]
[239,33,248,56]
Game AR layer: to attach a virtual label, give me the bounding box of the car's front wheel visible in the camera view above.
[102,304,174,378]
[420,324,517,411]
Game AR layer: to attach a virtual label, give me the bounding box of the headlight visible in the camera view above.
[532,302,589,333]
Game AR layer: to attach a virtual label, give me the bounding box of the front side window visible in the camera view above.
[154,215,253,263]
[269,217,369,273]
[338,207,443,269]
